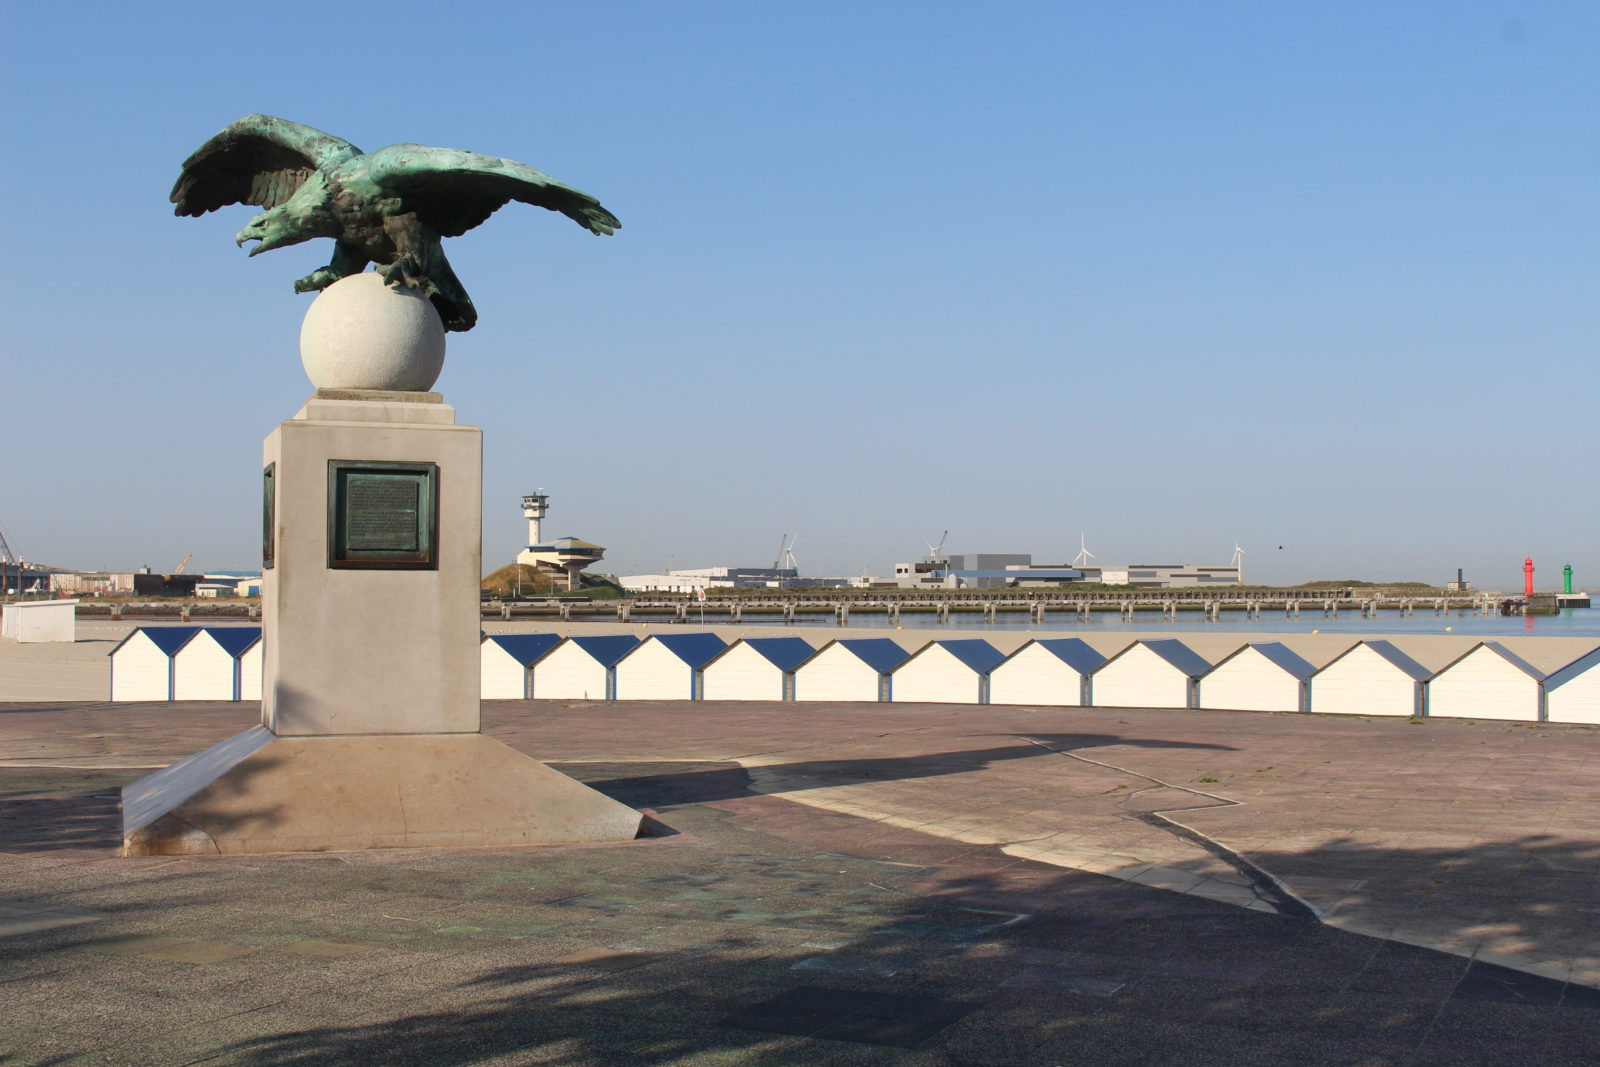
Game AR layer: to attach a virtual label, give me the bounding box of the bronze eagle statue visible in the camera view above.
[172,115,620,331]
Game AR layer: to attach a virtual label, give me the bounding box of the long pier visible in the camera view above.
[483,590,1500,624]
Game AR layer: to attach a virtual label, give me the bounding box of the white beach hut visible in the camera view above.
[793,638,910,703]
[480,633,564,699]
[1090,640,1211,710]
[700,637,816,701]
[530,634,639,701]
[1426,641,1544,722]
[239,635,264,701]
[108,626,203,701]
[172,627,263,700]
[613,633,727,700]
[987,638,1105,706]
[1197,643,1315,713]
[889,639,1007,704]
[1307,640,1430,717]
[1544,647,1600,725]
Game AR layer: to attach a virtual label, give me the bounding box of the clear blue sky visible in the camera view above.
[2,1,1595,589]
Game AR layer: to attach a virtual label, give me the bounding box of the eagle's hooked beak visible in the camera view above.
[236,214,274,255]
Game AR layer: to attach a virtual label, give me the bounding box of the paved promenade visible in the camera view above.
[3,695,1598,1064]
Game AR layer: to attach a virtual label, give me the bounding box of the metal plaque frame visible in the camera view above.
[327,460,440,570]
[262,463,276,570]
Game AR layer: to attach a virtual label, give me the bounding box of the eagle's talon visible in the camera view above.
[293,268,340,293]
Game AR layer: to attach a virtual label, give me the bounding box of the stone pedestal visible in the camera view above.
[122,391,643,856]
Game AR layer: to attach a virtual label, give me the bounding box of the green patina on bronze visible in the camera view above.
[172,115,619,332]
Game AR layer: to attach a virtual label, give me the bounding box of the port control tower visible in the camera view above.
[515,490,606,591]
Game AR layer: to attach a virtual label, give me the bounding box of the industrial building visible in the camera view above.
[1075,563,1243,587]
[618,566,858,594]
[893,553,1051,589]
[51,570,204,597]
[891,552,1241,589]
[619,566,795,594]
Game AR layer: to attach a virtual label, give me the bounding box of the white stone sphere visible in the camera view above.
[299,273,446,391]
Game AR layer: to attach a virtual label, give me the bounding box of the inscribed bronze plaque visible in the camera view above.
[328,461,439,569]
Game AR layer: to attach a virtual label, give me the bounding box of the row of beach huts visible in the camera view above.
[108,626,1600,723]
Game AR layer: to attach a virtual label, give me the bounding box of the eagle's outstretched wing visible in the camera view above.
[367,146,620,239]
[171,115,360,217]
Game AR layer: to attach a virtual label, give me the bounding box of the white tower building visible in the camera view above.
[522,490,549,547]
[515,490,605,591]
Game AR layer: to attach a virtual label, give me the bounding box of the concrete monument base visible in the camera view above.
[119,349,645,855]
[122,727,644,856]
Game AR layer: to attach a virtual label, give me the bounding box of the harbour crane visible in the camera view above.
[0,525,19,597]
[173,554,193,575]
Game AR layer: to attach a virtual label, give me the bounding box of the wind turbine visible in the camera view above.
[926,531,948,562]
[1231,541,1246,583]
[783,535,800,573]
[1071,533,1096,569]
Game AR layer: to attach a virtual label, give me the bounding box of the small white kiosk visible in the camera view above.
[1545,647,1600,725]
[700,636,816,701]
[480,633,563,699]
[108,627,204,701]
[1197,643,1315,713]
[1426,641,1544,722]
[613,633,727,700]
[1308,640,1431,718]
[793,638,910,703]
[1,599,78,643]
[987,638,1105,707]
[530,634,639,701]
[1090,639,1211,710]
[889,639,1006,704]
[173,627,263,701]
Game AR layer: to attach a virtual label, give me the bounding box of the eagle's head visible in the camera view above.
[235,172,340,256]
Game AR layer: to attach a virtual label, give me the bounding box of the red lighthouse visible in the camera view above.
[1524,556,1535,597]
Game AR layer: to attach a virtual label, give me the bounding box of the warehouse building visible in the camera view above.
[53,570,204,597]
[892,553,1241,589]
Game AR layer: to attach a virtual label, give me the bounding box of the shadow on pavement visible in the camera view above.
[583,732,1236,807]
[4,755,1599,1064]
